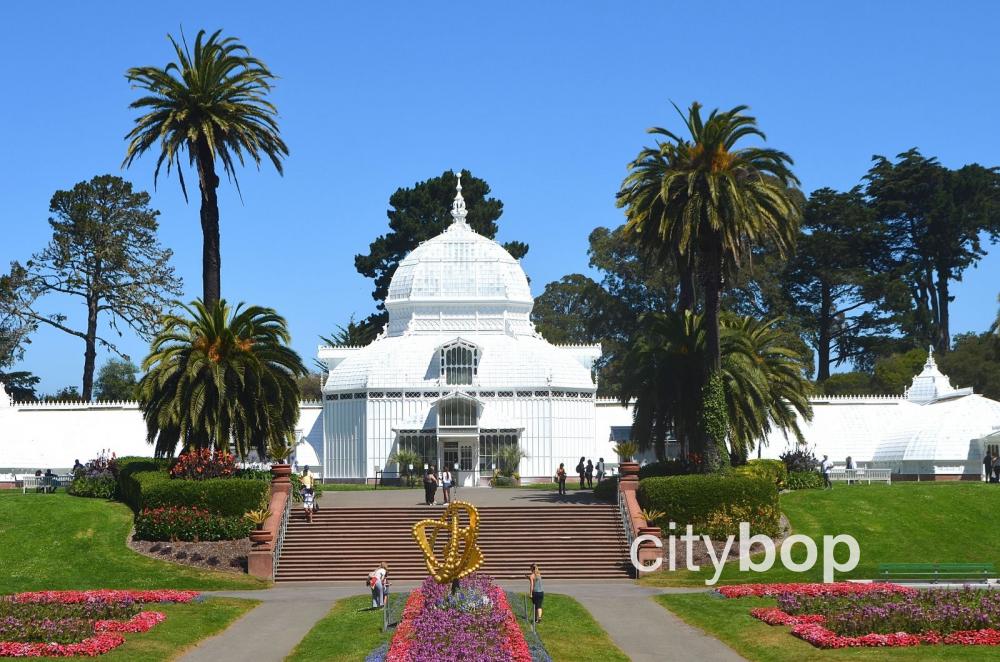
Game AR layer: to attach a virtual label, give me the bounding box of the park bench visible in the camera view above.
[829,467,892,484]
[877,562,995,584]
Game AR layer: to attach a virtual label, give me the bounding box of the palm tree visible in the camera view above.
[721,316,813,463]
[123,29,288,307]
[619,102,802,371]
[138,299,306,458]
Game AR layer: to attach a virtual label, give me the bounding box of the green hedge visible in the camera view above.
[787,470,823,490]
[733,459,788,490]
[638,474,780,537]
[68,474,117,499]
[121,470,269,516]
[593,476,618,502]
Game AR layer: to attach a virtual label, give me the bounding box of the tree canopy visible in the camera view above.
[94,359,139,401]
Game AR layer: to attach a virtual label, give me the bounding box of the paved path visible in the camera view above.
[316,487,604,508]
[180,581,745,662]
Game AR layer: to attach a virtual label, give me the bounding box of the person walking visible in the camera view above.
[369,562,388,608]
[441,467,452,503]
[985,452,994,482]
[528,563,545,623]
[555,463,567,496]
[576,457,586,489]
[424,469,439,505]
[596,457,605,484]
[820,455,832,489]
[585,459,594,489]
[301,465,318,512]
[302,486,316,523]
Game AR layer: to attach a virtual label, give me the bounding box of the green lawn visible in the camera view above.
[642,483,1000,586]
[656,593,1000,661]
[287,593,628,662]
[32,597,257,662]
[0,492,267,592]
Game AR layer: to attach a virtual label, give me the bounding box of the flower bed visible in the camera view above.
[717,582,915,599]
[739,584,1000,649]
[385,575,532,662]
[0,590,196,657]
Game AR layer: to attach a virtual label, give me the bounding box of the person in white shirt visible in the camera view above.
[821,455,832,489]
[369,562,388,608]
[596,458,606,484]
[441,468,453,504]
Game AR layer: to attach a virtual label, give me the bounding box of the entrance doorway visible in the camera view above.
[442,439,478,487]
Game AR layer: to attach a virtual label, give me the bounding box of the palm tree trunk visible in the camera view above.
[677,252,696,313]
[195,137,222,307]
[703,250,723,373]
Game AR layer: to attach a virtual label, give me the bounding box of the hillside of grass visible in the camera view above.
[0,492,267,592]
[643,483,1000,586]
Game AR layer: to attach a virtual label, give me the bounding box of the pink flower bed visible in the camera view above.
[0,591,196,657]
[717,582,915,599]
[740,584,1000,649]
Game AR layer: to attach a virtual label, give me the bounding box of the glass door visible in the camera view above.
[459,442,476,487]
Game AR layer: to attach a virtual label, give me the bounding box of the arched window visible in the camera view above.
[439,340,479,386]
[438,395,479,427]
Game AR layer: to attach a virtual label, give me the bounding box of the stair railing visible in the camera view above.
[273,488,292,579]
[617,485,637,578]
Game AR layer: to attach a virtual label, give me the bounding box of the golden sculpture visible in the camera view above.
[412,500,484,584]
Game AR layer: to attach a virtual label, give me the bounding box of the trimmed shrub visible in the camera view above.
[68,474,117,499]
[787,470,823,490]
[116,457,172,510]
[734,459,788,490]
[134,506,253,541]
[592,476,618,502]
[169,449,237,480]
[123,470,269,516]
[638,474,780,537]
[638,458,703,479]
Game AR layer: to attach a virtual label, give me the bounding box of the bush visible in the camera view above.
[134,506,253,541]
[68,474,117,499]
[592,476,618,502]
[780,446,820,473]
[638,457,703,479]
[734,459,788,490]
[115,457,173,509]
[491,475,516,488]
[638,474,780,537]
[169,449,237,480]
[787,470,823,490]
[123,470,269,516]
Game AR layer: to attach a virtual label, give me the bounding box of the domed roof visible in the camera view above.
[383,174,535,337]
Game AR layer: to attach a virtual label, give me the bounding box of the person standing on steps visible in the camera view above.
[576,457,586,489]
[441,467,452,503]
[528,563,544,623]
[596,457,606,484]
[301,465,318,512]
[585,459,594,489]
[555,463,567,496]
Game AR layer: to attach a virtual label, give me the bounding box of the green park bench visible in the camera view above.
[877,562,995,584]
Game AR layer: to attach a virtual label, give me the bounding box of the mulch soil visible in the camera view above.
[128,533,251,573]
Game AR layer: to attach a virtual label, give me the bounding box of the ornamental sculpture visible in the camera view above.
[412,500,484,584]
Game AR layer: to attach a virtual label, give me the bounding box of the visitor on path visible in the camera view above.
[993,453,1000,484]
[845,456,855,485]
[555,463,567,495]
[301,466,318,511]
[441,468,452,503]
[576,457,586,489]
[369,562,388,608]
[585,459,594,488]
[424,469,439,505]
[820,455,832,489]
[528,563,544,623]
[302,487,315,523]
[985,452,994,482]
[596,458,605,484]
[72,459,84,474]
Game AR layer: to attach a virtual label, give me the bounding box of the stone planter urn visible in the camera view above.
[270,463,292,485]
[619,461,640,492]
[619,461,640,477]
[249,528,272,548]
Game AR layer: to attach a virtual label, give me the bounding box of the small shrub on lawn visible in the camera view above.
[134,506,253,542]
[780,446,820,473]
[169,449,237,480]
[638,474,780,537]
[787,470,823,490]
[734,459,788,490]
[593,476,618,502]
[68,450,118,499]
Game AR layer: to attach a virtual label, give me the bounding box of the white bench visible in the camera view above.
[20,476,45,493]
[828,467,892,484]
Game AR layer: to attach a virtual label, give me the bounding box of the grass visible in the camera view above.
[288,592,628,662]
[0,492,267,592]
[514,593,629,662]
[285,595,391,662]
[641,483,1000,586]
[32,597,258,662]
[656,592,1000,661]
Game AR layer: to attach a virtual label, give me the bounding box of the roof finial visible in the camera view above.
[927,344,935,366]
[450,170,469,228]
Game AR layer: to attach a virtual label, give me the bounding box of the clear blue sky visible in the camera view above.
[2,1,999,393]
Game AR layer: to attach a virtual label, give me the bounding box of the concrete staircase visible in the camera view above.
[275,504,632,581]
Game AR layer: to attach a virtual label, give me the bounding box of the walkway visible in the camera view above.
[316,486,603,508]
[179,581,745,662]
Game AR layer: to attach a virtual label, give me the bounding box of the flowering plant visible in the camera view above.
[717,582,915,599]
[68,450,119,498]
[11,590,198,604]
[135,506,252,542]
[169,449,236,480]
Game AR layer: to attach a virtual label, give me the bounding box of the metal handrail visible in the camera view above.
[617,486,636,577]
[273,489,291,579]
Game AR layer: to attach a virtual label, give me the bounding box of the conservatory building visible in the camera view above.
[317,177,602,484]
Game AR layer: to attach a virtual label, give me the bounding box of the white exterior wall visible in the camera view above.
[0,399,324,471]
